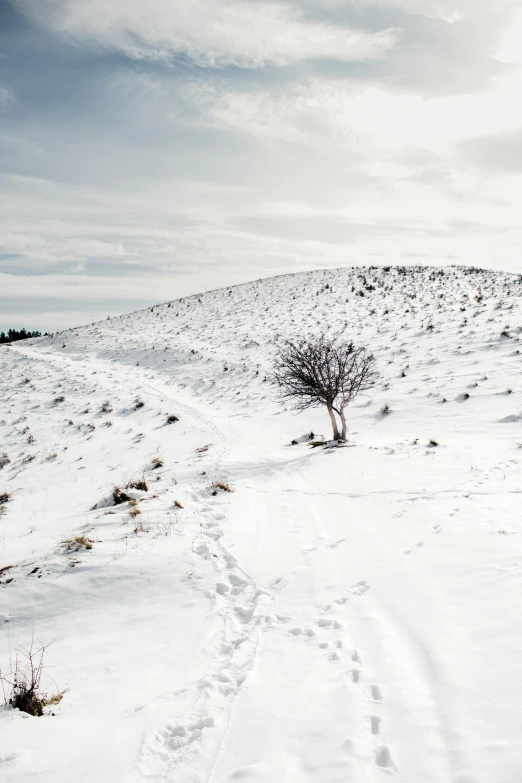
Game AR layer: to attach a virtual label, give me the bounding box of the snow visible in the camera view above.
[1,264,522,782]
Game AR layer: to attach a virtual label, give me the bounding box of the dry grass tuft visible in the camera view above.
[211,480,233,495]
[127,478,148,492]
[61,535,94,553]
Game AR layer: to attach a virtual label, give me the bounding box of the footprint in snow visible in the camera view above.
[350,580,371,596]
[374,745,394,768]
[368,715,381,735]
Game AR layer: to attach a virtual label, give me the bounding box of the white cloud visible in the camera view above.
[355,0,512,23]
[16,0,399,67]
[188,74,522,155]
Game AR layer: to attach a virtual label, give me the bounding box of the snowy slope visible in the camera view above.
[1,265,522,783]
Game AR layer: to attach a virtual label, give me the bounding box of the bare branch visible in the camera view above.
[271,337,377,440]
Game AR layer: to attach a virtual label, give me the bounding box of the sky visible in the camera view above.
[1,0,522,331]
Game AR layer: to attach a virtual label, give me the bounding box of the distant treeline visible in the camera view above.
[0,328,45,344]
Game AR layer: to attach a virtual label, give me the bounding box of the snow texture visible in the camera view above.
[1,265,522,783]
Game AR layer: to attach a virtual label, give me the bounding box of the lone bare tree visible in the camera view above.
[272,338,376,441]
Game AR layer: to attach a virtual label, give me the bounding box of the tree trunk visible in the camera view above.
[327,405,341,441]
[339,409,347,441]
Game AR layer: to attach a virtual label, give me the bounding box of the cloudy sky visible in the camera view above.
[1,0,522,330]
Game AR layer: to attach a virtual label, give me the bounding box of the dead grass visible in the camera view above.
[151,456,164,469]
[61,536,94,553]
[173,500,184,509]
[211,480,233,495]
[127,478,148,492]
[128,507,142,518]
[45,690,67,707]
[0,491,11,504]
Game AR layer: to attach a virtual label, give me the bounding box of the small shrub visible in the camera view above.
[151,457,163,469]
[129,508,142,518]
[134,399,144,409]
[0,491,11,504]
[380,403,391,416]
[166,414,179,424]
[428,439,438,447]
[0,453,10,469]
[0,640,65,717]
[54,396,65,404]
[101,402,112,413]
[173,500,184,509]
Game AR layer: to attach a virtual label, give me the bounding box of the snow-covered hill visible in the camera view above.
[1,265,522,783]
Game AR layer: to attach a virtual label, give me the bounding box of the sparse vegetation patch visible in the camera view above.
[211,480,234,495]
[0,640,65,717]
[61,535,94,553]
